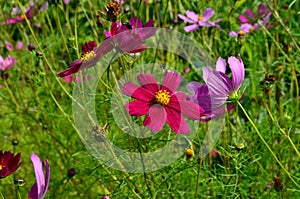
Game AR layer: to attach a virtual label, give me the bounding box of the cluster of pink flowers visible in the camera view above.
[177,5,272,37]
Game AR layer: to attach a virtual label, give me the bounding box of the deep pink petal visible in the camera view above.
[144,19,154,27]
[137,73,160,93]
[161,71,180,93]
[186,81,204,94]
[42,160,50,198]
[143,104,166,132]
[245,9,255,19]
[216,57,226,73]
[57,59,82,77]
[238,14,251,23]
[129,17,143,28]
[228,56,244,90]
[183,24,199,32]
[82,41,97,55]
[202,8,214,21]
[125,100,150,116]
[122,82,155,101]
[28,182,38,199]
[165,107,190,134]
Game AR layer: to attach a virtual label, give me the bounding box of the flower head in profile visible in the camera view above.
[0,150,22,179]
[0,55,16,71]
[28,152,50,199]
[187,56,245,121]
[122,71,204,134]
[58,40,113,77]
[178,8,223,32]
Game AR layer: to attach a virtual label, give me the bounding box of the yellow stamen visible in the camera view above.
[198,15,203,21]
[238,30,245,36]
[155,90,170,106]
[0,164,2,170]
[80,51,96,62]
[20,15,25,19]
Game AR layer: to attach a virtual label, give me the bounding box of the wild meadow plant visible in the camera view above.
[0,0,299,198]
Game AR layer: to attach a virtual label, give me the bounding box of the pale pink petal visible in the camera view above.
[185,10,199,22]
[229,31,238,37]
[161,71,180,93]
[143,104,166,132]
[30,153,45,199]
[165,107,190,134]
[238,14,250,23]
[125,100,150,116]
[202,66,213,82]
[216,57,226,73]
[186,81,204,94]
[202,8,214,21]
[178,14,196,23]
[137,73,160,93]
[228,56,244,90]
[184,24,199,32]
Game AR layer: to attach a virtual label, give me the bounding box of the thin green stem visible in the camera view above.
[237,101,300,188]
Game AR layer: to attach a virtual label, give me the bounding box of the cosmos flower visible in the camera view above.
[187,56,245,121]
[0,150,22,179]
[122,71,204,134]
[178,8,223,32]
[104,18,156,54]
[229,23,253,37]
[5,41,24,51]
[28,152,50,199]
[57,40,113,77]
[0,55,16,71]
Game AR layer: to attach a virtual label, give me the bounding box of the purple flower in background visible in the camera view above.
[178,8,223,32]
[64,0,71,4]
[129,17,157,40]
[239,3,273,30]
[229,23,253,37]
[5,41,24,51]
[0,55,16,71]
[28,152,50,199]
[187,56,245,121]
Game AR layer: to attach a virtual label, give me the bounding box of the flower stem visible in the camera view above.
[237,101,300,188]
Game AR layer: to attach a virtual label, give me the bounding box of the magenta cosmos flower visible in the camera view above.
[104,17,156,53]
[187,56,245,121]
[0,55,16,71]
[178,8,222,32]
[58,40,113,77]
[229,23,253,37]
[122,71,204,134]
[28,152,50,199]
[0,150,22,179]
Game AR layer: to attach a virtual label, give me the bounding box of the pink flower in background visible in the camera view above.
[2,1,49,25]
[187,56,245,121]
[64,74,91,83]
[0,55,16,71]
[238,3,273,31]
[229,23,253,37]
[64,0,71,4]
[58,40,113,77]
[178,8,223,32]
[122,71,204,134]
[28,152,50,199]
[0,150,22,179]
[5,41,24,51]
[129,17,157,40]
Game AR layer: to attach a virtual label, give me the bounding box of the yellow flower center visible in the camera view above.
[198,15,203,21]
[80,51,96,62]
[155,90,170,106]
[250,26,255,32]
[20,15,25,19]
[238,30,245,36]
[0,164,3,170]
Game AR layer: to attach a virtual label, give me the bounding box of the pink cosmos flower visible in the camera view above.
[58,40,113,77]
[187,56,245,121]
[0,55,16,71]
[6,41,24,51]
[122,71,204,134]
[178,8,223,32]
[28,152,50,199]
[64,0,71,4]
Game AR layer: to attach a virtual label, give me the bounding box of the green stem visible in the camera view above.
[237,101,300,188]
